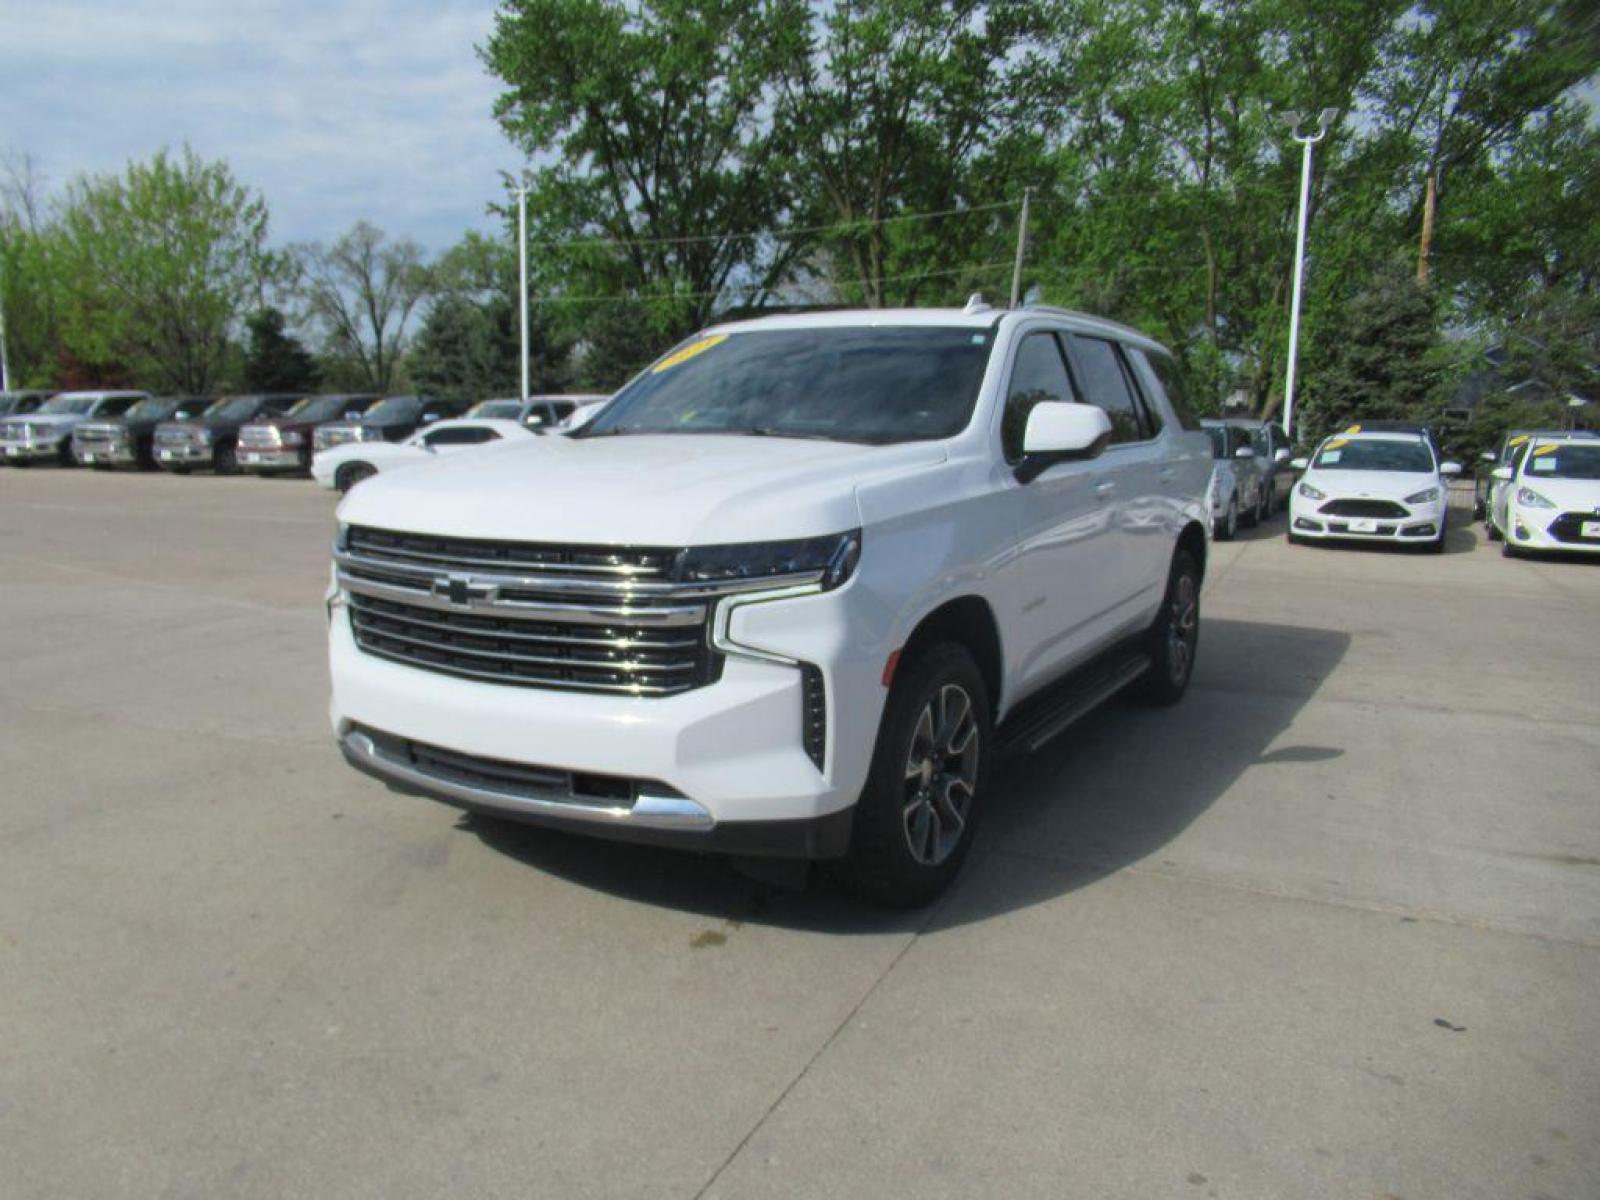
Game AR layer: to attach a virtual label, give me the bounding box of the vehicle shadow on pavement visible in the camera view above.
[464,617,1350,931]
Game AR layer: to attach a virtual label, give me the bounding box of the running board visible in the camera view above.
[997,653,1152,755]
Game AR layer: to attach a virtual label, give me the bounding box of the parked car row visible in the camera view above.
[1479,430,1600,558]
[0,390,608,484]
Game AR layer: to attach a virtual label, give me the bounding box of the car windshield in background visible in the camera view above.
[580,327,995,445]
[1204,427,1229,459]
[364,397,421,424]
[125,399,177,421]
[1524,443,1600,481]
[287,396,355,422]
[469,401,521,419]
[39,395,99,415]
[209,397,262,421]
[1313,438,1433,473]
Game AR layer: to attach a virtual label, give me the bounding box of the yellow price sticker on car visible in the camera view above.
[1343,424,1362,434]
[1325,437,1350,450]
[1508,434,1529,446]
[1532,443,1559,456]
[652,334,728,374]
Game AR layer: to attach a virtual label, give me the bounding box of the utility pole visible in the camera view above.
[0,250,11,393]
[1416,172,1437,287]
[1009,188,1032,309]
[515,182,531,403]
[1280,108,1337,443]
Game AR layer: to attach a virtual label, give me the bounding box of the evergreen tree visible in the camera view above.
[1298,264,1443,441]
[243,307,319,392]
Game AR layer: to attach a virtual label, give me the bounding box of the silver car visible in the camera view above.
[1202,419,1268,539]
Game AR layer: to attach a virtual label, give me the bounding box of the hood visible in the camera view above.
[4,413,87,431]
[1516,473,1600,511]
[338,433,948,546]
[1303,467,1438,499]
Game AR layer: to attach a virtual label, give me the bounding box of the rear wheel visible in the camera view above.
[1131,548,1201,706]
[335,461,378,494]
[841,642,990,908]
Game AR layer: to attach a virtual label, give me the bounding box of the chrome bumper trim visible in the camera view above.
[340,729,715,830]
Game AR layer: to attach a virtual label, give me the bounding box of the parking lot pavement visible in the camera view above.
[3,470,1597,1200]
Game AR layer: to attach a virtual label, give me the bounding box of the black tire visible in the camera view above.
[840,642,991,908]
[56,440,75,467]
[1215,497,1237,541]
[214,440,239,475]
[139,439,159,471]
[335,461,378,494]
[1501,539,1521,559]
[1485,519,1502,542]
[1131,548,1201,707]
[168,466,191,476]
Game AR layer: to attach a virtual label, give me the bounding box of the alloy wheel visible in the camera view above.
[901,683,980,867]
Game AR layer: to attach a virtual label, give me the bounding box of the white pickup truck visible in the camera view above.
[328,303,1212,904]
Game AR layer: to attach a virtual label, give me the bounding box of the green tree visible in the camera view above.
[50,147,280,393]
[242,307,319,392]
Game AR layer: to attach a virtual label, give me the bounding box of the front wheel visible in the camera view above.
[841,642,991,908]
[1131,548,1201,706]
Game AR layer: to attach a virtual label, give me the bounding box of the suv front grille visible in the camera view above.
[1320,499,1408,519]
[347,525,679,579]
[156,426,201,447]
[73,423,125,447]
[239,425,281,449]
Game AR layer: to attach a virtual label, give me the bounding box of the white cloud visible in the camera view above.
[0,0,527,250]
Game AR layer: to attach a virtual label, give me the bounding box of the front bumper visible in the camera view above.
[1289,495,1444,543]
[329,580,885,857]
[2,437,67,461]
[238,446,306,472]
[1506,508,1600,555]
[155,442,213,466]
[73,441,139,466]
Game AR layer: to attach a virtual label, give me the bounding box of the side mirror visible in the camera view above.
[1016,403,1113,483]
[1479,451,1495,462]
[1491,466,1513,482]
[1273,448,1290,464]
[1234,446,1255,459]
[344,410,362,420]
[1439,461,1462,477]
[421,411,442,425]
[1290,456,1310,471]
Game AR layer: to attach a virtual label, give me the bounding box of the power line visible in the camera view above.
[533,260,1015,307]
[533,198,1020,251]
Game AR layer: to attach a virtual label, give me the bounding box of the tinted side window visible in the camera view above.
[1069,337,1144,444]
[1138,349,1202,432]
[425,426,497,446]
[1002,332,1076,462]
[99,397,138,417]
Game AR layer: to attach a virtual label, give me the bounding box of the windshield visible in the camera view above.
[1204,427,1229,459]
[580,326,995,444]
[1313,437,1434,473]
[363,397,422,423]
[287,395,360,422]
[208,396,262,421]
[1523,443,1600,481]
[126,399,178,421]
[38,394,100,415]
[468,400,521,419]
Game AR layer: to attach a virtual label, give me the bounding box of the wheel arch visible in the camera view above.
[1177,520,1208,582]
[897,595,1004,714]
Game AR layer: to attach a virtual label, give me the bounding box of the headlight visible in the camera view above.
[194,428,212,445]
[1516,487,1554,509]
[1405,487,1439,505]
[1298,481,1326,501]
[678,531,861,590]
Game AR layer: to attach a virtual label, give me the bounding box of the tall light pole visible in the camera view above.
[0,250,12,393]
[1280,107,1337,443]
[514,181,531,403]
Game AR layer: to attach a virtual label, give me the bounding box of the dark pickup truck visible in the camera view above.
[153,394,308,474]
[312,395,468,453]
[72,396,211,469]
[237,394,380,475]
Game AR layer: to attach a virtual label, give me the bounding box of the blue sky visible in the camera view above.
[0,0,519,251]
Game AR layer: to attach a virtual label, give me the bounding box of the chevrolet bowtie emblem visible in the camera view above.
[434,573,477,605]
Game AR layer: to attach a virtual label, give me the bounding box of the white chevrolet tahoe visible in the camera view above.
[328,304,1212,905]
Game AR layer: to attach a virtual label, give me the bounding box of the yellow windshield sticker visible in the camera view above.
[652,334,728,374]
[1508,434,1530,446]
[1344,424,1362,434]
[1325,437,1350,450]
[1532,443,1559,456]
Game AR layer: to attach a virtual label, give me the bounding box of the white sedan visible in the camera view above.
[1287,430,1460,552]
[312,418,533,493]
[1489,433,1600,558]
